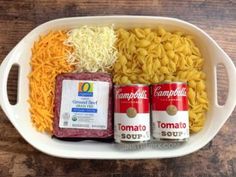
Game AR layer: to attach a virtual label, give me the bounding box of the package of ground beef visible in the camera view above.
[53,72,113,139]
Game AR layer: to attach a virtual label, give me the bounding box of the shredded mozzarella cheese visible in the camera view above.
[65,26,118,72]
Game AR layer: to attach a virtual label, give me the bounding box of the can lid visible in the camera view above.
[114,84,150,87]
[151,81,187,85]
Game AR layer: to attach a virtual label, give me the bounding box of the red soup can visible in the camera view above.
[151,82,189,141]
[114,85,151,143]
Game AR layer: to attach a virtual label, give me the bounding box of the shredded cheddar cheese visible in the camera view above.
[65,26,118,72]
[28,31,74,133]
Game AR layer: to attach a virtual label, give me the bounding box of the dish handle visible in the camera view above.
[214,51,236,123]
[0,44,21,121]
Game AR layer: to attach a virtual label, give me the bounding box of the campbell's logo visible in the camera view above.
[78,82,93,97]
[115,88,148,101]
[154,86,186,98]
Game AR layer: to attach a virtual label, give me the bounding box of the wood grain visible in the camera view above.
[0,0,236,177]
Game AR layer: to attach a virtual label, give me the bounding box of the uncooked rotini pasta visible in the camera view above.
[113,27,209,133]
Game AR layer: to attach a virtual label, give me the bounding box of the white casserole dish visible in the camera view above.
[0,16,236,159]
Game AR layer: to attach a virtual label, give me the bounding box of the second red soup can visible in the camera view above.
[114,85,151,143]
[151,82,189,141]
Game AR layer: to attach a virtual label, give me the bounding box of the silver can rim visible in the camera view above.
[151,81,187,85]
[114,84,150,87]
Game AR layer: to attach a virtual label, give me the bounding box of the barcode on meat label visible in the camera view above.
[63,122,68,126]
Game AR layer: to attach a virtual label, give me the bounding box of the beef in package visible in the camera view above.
[53,72,113,139]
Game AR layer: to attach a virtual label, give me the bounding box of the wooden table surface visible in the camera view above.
[0,0,236,176]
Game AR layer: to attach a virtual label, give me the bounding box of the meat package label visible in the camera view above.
[59,80,109,130]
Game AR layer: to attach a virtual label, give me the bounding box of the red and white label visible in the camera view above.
[115,86,150,113]
[114,85,150,142]
[152,84,188,111]
[151,83,189,140]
